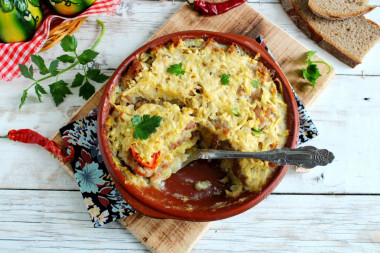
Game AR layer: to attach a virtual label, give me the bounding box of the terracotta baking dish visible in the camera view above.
[98,30,300,221]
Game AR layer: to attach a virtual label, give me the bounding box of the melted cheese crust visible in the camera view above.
[107,39,289,195]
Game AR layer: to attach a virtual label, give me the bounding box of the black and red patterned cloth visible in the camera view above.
[59,37,318,227]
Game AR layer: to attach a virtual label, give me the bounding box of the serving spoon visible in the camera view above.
[181,146,334,169]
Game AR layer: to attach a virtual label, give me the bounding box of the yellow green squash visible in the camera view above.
[0,0,43,43]
[43,0,96,16]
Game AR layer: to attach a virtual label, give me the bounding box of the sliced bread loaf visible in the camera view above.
[281,0,380,67]
[308,0,376,20]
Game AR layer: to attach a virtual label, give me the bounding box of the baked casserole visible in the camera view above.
[106,38,289,197]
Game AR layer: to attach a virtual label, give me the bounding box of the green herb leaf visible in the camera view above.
[77,49,99,64]
[19,89,28,109]
[49,80,72,106]
[131,115,163,140]
[87,69,110,83]
[60,35,78,53]
[71,73,85,88]
[252,128,261,135]
[49,60,59,76]
[232,108,241,117]
[302,51,331,89]
[302,63,321,88]
[167,63,185,76]
[79,80,95,100]
[1,0,14,12]
[34,83,47,102]
[19,64,33,80]
[221,74,230,85]
[253,80,260,88]
[57,54,76,63]
[31,54,50,75]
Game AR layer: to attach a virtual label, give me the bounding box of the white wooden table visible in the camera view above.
[1,1,380,252]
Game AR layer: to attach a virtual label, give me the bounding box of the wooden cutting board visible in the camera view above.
[51,2,335,253]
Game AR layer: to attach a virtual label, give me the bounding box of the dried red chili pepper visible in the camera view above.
[1,129,74,163]
[186,0,247,16]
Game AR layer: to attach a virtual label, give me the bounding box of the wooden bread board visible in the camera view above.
[51,3,335,253]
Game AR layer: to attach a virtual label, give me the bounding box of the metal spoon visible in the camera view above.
[182,146,334,169]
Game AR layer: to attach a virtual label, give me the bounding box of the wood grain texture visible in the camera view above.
[1,190,379,252]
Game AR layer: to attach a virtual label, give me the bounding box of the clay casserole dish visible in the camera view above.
[98,31,299,221]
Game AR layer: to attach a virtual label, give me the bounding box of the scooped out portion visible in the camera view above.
[106,39,289,197]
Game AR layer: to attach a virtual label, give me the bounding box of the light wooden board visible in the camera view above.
[50,2,335,252]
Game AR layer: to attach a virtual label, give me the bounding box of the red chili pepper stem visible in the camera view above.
[186,0,194,7]
[0,135,8,138]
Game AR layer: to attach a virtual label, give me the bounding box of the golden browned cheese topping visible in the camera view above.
[107,39,289,196]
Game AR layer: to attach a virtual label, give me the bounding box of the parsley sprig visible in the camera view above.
[232,108,241,117]
[130,115,163,140]
[18,19,110,109]
[252,128,261,135]
[221,74,230,85]
[302,51,332,90]
[167,63,185,76]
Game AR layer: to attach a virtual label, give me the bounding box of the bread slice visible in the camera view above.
[281,0,380,67]
[309,0,376,20]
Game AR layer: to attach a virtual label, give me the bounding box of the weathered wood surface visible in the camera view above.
[0,190,379,252]
[0,0,380,252]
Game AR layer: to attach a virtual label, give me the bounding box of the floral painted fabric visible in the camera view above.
[60,111,135,227]
[58,37,317,227]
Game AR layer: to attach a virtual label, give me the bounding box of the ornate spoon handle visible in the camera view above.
[198,146,334,168]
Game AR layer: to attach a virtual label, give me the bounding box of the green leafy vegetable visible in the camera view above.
[252,128,261,135]
[31,55,49,75]
[71,73,85,88]
[18,20,110,109]
[221,74,230,85]
[232,108,241,117]
[302,51,332,89]
[60,35,77,53]
[19,64,34,80]
[130,115,163,140]
[34,83,47,102]
[253,80,259,88]
[57,54,76,63]
[167,63,185,76]
[78,49,99,64]
[49,80,72,106]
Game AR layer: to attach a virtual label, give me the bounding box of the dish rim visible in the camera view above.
[97,30,300,221]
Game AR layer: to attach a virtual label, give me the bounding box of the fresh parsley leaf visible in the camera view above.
[49,60,59,76]
[71,73,85,88]
[302,64,321,88]
[60,35,78,53]
[252,128,261,135]
[302,51,332,89]
[19,64,33,80]
[34,83,47,102]
[57,54,76,63]
[167,63,185,76]
[232,108,241,117]
[49,80,72,106]
[87,69,110,83]
[79,80,95,100]
[131,115,163,140]
[31,54,49,75]
[19,89,28,109]
[253,80,260,88]
[78,49,99,64]
[221,74,230,85]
